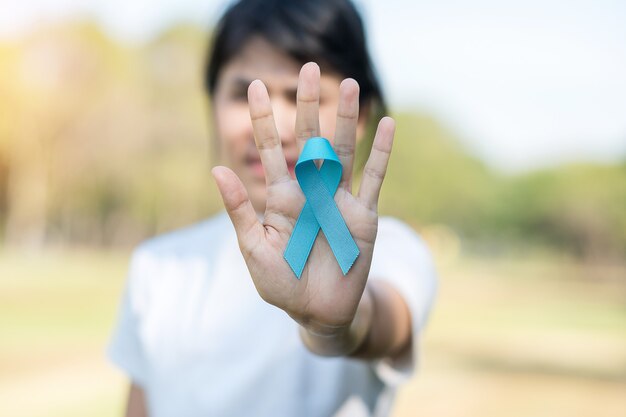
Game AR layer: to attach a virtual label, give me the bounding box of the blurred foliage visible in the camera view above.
[0,22,218,248]
[478,163,626,260]
[0,21,624,262]
[381,116,626,261]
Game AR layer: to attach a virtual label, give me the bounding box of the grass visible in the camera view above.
[0,249,624,417]
[392,255,626,417]
[0,250,128,417]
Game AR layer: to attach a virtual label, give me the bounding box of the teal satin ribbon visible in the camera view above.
[283,137,360,278]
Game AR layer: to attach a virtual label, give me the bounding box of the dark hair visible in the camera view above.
[205,0,386,169]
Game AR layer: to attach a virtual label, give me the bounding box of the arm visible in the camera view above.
[125,383,148,417]
[299,280,412,359]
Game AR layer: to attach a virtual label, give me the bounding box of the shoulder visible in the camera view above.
[133,210,232,260]
[372,216,437,284]
[377,216,429,252]
[123,211,234,297]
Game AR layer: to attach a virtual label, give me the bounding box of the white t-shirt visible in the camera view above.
[108,211,437,417]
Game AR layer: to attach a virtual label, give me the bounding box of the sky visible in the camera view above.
[1,0,625,172]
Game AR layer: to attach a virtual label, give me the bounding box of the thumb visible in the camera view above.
[211,166,261,252]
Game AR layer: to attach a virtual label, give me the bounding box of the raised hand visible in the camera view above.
[211,62,395,348]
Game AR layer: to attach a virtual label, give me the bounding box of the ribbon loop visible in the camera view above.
[283,137,360,278]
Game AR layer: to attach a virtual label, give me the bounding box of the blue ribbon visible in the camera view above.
[283,137,360,278]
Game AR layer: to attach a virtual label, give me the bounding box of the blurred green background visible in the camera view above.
[0,22,624,417]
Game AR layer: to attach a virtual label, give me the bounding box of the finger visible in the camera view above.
[211,166,262,254]
[248,79,290,185]
[334,78,359,193]
[295,62,321,154]
[357,117,395,210]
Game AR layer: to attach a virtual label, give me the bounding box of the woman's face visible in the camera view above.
[212,37,366,213]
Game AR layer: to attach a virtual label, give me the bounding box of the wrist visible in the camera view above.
[299,286,375,357]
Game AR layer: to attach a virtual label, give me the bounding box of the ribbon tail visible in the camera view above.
[315,206,360,275]
[283,202,319,278]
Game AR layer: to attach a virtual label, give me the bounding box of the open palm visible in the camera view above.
[212,62,395,335]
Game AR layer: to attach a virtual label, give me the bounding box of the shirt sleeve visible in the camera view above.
[107,250,150,387]
[367,217,438,386]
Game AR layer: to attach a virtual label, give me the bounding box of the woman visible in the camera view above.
[109,1,437,416]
